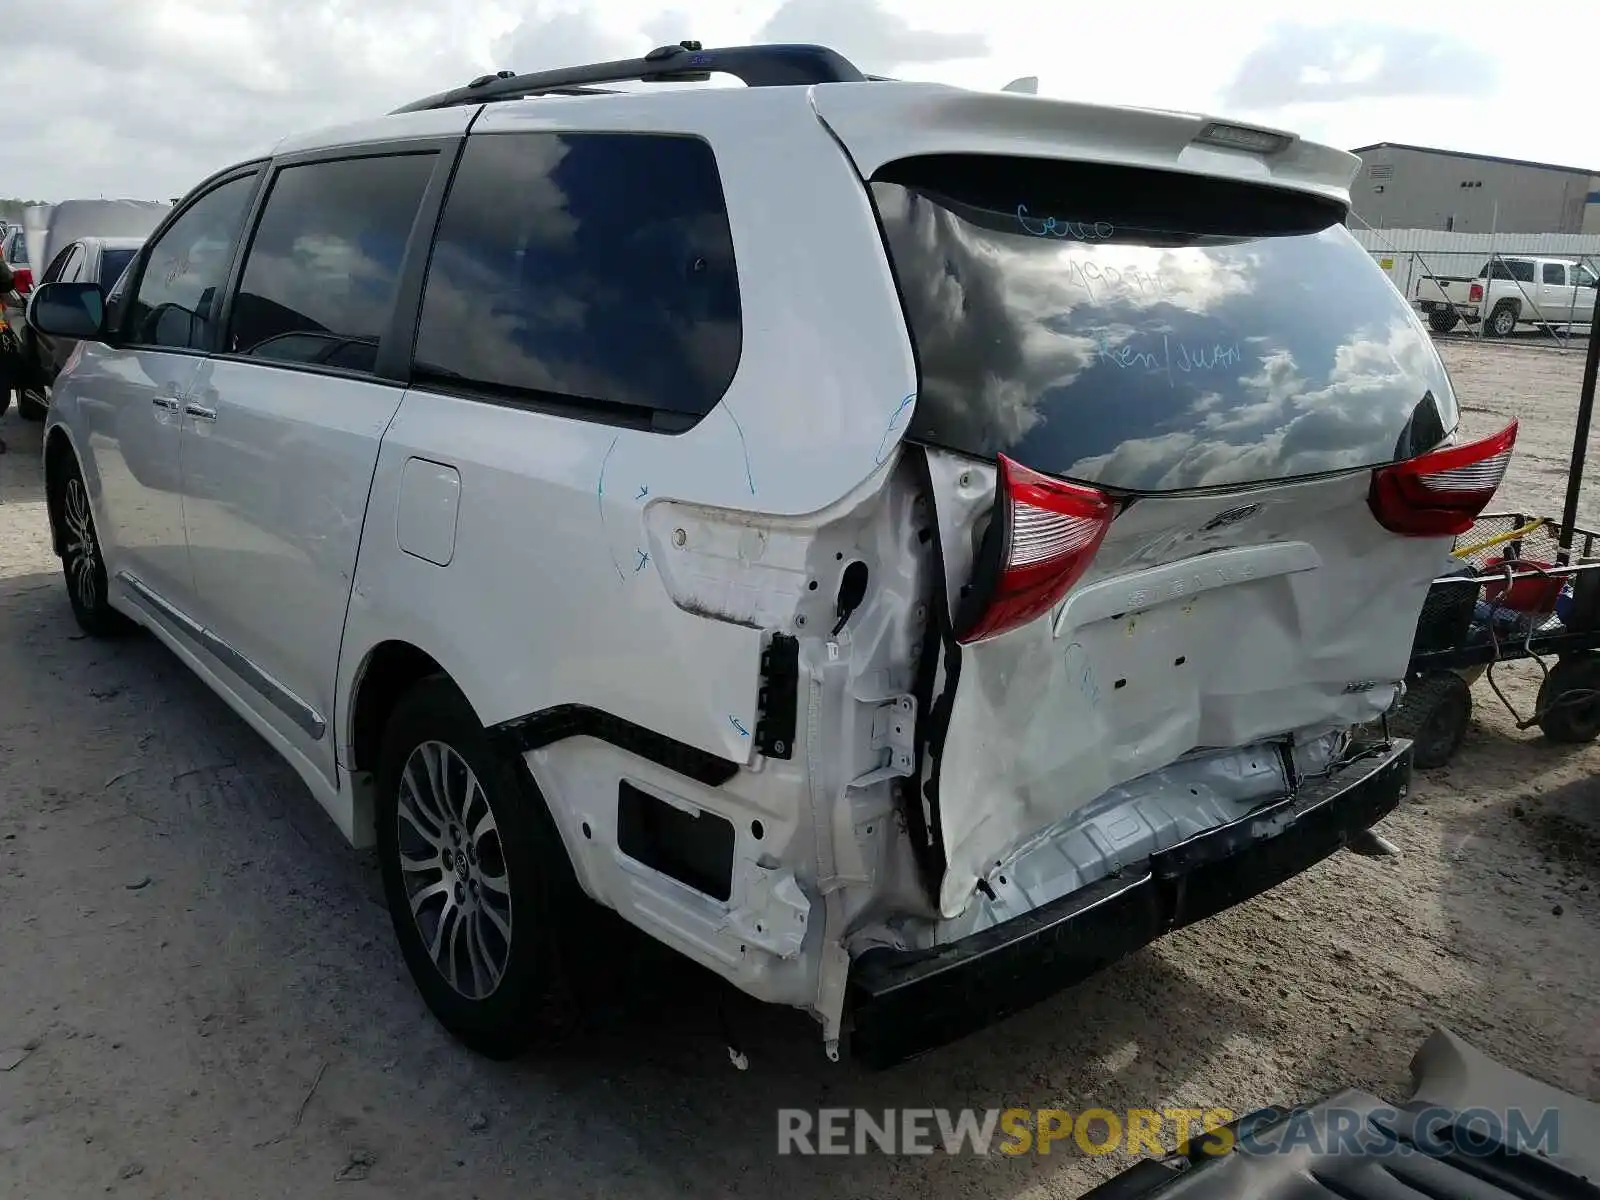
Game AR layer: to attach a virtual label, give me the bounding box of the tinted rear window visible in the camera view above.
[1482,259,1535,282]
[871,155,1457,493]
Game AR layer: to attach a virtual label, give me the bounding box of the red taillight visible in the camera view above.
[12,267,32,293]
[1368,421,1517,537]
[957,454,1115,644]
[1468,282,1483,304]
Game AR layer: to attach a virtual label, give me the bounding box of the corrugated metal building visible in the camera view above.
[1349,143,1600,236]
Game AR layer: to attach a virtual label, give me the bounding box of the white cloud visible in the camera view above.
[1221,22,1497,108]
[2,0,1595,203]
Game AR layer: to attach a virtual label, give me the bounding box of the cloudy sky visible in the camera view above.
[5,0,1593,202]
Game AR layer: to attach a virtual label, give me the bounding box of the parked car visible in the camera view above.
[9,236,144,419]
[2,225,32,294]
[1414,254,1598,335]
[30,42,1516,1067]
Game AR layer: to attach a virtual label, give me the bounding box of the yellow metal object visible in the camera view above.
[1452,518,1544,559]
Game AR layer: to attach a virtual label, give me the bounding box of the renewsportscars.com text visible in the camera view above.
[776,1105,1560,1158]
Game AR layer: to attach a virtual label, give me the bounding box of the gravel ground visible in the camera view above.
[2,340,1598,1199]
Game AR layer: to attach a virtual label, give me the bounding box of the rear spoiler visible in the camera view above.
[809,83,1357,207]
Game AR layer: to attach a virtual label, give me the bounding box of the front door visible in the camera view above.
[1540,260,1573,324]
[179,149,439,784]
[83,171,261,615]
[1572,263,1599,328]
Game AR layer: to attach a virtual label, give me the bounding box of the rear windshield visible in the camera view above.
[99,248,137,288]
[871,155,1458,493]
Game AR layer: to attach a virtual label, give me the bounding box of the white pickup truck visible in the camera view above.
[1414,255,1598,336]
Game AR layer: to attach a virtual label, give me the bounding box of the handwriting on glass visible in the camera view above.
[1017,206,1114,242]
[1063,258,1172,301]
[164,253,193,288]
[1096,334,1242,386]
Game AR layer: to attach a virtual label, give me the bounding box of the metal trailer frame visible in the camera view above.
[1395,285,1600,766]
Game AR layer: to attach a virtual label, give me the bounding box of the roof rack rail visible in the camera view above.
[392,41,869,114]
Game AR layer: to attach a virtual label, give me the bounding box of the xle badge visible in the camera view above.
[1201,503,1261,533]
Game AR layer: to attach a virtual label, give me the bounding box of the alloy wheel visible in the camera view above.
[395,740,514,1000]
[63,477,100,611]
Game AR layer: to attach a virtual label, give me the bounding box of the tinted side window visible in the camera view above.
[61,247,86,283]
[1544,262,1567,285]
[413,132,741,419]
[42,244,78,285]
[128,173,258,350]
[226,153,435,375]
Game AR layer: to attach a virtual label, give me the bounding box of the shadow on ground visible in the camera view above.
[1282,712,1600,1121]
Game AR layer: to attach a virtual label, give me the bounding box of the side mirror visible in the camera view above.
[28,281,106,340]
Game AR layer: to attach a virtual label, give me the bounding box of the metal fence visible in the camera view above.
[1349,226,1600,345]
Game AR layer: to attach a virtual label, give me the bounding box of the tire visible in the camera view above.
[1428,309,1460,334]
[1485,301,1519,338]
[1535,653,1600,744]
[50,453,133,638]
[376,675,585,1058]
[1390,671,1472,769]
[19,387,47,421]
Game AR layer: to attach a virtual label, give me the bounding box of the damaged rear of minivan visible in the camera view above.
[821,103,1517,1065]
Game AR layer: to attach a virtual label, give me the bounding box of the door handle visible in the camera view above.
[152,395,180,411]
[184,403,217,421]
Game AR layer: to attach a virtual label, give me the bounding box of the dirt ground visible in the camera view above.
[2,341,1599,1200]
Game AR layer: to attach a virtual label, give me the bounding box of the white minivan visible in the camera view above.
[30,42,1513,1067]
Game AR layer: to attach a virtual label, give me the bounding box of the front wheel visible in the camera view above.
[51,454,133,637]
[376,676,584,1058]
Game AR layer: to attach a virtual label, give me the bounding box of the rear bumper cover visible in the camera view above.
[848,740,1412,1068]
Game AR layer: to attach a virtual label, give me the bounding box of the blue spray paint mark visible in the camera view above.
[635,484,649,500]
[595,436,626,581]
[597,436,618,500]
[634,549,650,573]
[720,400,757,495]
[729,716,750,737]
[874,392,918,465]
